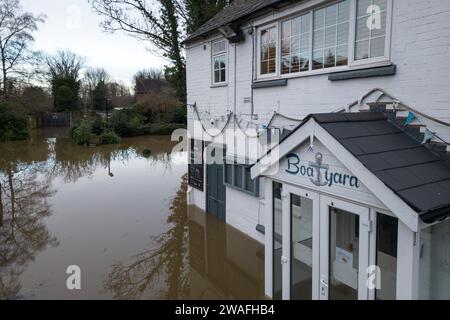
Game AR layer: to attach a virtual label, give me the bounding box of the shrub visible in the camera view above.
[110,109,142,137]
[100,131,120,144]
[72,120,91,145]
[0,102,29,141]
[91,117,104,135]
[140,123,186,135]
[170,106,187,124]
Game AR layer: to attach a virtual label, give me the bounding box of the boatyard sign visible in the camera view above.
[285,152,361,189]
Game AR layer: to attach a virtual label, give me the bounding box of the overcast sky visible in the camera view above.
[21,0,166,87]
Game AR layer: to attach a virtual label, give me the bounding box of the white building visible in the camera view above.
[184,0,450,300]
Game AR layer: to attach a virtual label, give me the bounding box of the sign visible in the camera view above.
[285,153,361,189]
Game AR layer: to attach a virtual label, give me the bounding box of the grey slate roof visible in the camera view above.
[183,0,285,44]
[311,113,450,223]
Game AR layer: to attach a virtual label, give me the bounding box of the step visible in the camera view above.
[386,103,407,112]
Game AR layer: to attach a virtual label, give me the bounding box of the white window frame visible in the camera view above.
[255,0,393,81]
[211,39,228,86]
[257,23,279,79]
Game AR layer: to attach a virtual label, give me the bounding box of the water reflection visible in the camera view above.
[104,175,265,300]
[0,129,264,299]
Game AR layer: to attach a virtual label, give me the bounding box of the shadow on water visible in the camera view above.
[0,129,264,300]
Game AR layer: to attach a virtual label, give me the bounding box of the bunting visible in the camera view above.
[403,112,416,127]
[422,129,435,145]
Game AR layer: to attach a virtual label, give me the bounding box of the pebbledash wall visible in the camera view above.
[186,0,450,244]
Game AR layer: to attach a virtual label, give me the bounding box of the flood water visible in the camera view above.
[0,129,264,300]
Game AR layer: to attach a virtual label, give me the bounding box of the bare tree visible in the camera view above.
[84,67,111,92]
[0,0,45,100]
[88,0,186,103]
[44,50,85,111]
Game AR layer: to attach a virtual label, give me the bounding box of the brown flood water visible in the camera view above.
[0,129,264,300]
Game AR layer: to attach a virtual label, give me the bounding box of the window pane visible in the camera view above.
[220,69,226,82]
[291,194,313,300]
[356,17,370,41]
[336,45,348,66]
[376,213,398,301]
[214,71,219,83]
[337,22,349,45]
[213,40,226,54]
[374,0,388,11]
[329,208,359,300]
[370,36,385,58]
[261,60,268,75]
[314,8,325,29]
[244,167,254,193]
[355,40,369,60]
[282,38,291,57]
[300,52,310,71]
[372,11,387,38]
[338,0,350,22]
[313,50,324,69]
[234,165,243,188]
[281,56,291,74]
[419,219,450,300]
[313,30,324,50]
[325,4,338,27]
[357,0,372,17]
[325,26,336,48]
[225,164,232,184]
[324,48,336,68]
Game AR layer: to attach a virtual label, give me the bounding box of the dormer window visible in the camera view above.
[212,40,227,85]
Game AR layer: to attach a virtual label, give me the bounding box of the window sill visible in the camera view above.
[252,78,288,89]
[253,61,393,83]
[210,83,228,88]
[328,64,397,81]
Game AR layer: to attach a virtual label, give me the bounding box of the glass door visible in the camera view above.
[319,196,371,300]
[281,184,320,300]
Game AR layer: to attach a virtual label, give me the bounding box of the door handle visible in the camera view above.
[320,278,329,288]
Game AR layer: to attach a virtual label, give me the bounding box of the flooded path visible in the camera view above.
[0,129,264,300]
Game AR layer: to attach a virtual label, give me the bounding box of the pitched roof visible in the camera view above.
[313,113,450,224]
[254,112,450,224]
[183,0,285,44]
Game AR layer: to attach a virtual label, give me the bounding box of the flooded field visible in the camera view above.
[0,129,264,300]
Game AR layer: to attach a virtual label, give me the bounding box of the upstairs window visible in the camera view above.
[256,0,391,79]
[212,40,227,84]
[312,0,350,69]
[259,25,278,76]
[355,0,388,60]
[281,13,311,74]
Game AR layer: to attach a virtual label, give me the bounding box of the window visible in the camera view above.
[376,213,398,300]
[260,25,277,76]
[212,40,227,84]
[355,0,388,60]
[419,219,450,300]
[188,139,204,191]
[312,0,350,69]
[224,163,259,196]
[281,13,310,74]
[256,0,391,78]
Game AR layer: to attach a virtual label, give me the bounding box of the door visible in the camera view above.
[281,184,320,300]
[206,164,226,221]
[319,196,371,300]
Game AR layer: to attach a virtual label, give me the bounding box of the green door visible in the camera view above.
[206,164,226,221]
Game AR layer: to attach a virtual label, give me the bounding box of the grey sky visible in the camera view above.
[21,0,166,87]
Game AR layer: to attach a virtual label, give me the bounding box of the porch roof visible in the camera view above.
[254,112,450,225]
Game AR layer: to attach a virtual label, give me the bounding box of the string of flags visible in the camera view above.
[402,111,439,145]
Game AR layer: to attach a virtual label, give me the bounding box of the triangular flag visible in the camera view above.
[422,129,435,144]
[403,112,416,126]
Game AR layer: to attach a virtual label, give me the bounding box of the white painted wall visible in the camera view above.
[226,186,265,244]
[187,0,450,140]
